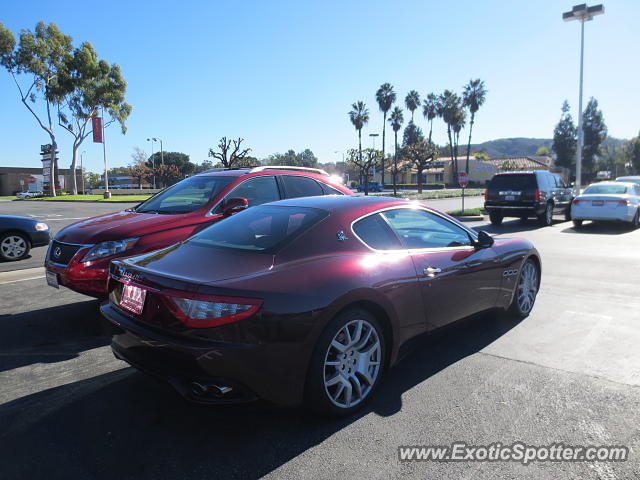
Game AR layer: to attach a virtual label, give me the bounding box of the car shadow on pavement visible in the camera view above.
[0,299,111,372]
[560,221,633,235]
[0,310,521,480]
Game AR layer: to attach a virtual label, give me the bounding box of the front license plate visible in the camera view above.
[120,284,146,315]
[592,200,604,206]
[505,195,515,201]
[46,271,59,289]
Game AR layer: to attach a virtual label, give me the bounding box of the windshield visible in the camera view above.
[583,184,627,195]
[134,175,235,214]
[188,205,328,252]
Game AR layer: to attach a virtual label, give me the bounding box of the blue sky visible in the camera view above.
[1,0,639,173]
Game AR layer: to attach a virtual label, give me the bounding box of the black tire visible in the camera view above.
[489,211,503,225]
[305,308,386,416]
[508,259,540,319]
[573,219,583,229]
[538,202,553,227]
[0,232,30,261]
[564,207,572,222]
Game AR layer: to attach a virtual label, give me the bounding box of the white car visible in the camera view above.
[15,191,42,199]
[571,181,640,229]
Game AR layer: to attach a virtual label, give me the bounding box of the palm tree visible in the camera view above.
[348,101,369,183]
[404,90,420,122]
[439,90,462,179]
[388,106,404,196]
[376,83,396,189]
[422,93,439,143]
[462,79,487,174]
[452,107,467,163]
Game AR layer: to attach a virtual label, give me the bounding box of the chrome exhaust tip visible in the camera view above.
[189,381,233,397]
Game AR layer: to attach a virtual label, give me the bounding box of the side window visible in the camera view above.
[213,176,280,214]
[382,209,472,249]
[553,175,564,188]
[352,214,402,250]
[318,182,345,195]
[282,175,324,198]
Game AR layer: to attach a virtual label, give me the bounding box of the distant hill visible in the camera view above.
[467,138,553,158]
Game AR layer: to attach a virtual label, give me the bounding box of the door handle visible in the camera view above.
[423,266,442,277]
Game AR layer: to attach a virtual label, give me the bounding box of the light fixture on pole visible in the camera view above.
[146,138,156,189]
[563,3,604,193]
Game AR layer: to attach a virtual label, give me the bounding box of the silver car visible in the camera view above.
[571,181,640,229]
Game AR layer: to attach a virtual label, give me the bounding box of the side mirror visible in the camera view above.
[475,230,494,249]
[222,197,249,217]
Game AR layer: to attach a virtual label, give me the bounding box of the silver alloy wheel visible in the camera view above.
[517,261,538,314]
[1,235,27,259]
[323,319,382,408]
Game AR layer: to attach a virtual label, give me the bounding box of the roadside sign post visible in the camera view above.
[458,171,469,213]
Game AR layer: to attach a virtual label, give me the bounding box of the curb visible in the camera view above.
[452,215,485,222]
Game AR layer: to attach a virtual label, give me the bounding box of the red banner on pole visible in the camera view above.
[92,117,103,143]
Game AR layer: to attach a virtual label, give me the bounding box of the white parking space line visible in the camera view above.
[0,267,46,285]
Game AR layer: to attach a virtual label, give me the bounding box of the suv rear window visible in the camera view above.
[188,205,328,252]
[488,174,536,190]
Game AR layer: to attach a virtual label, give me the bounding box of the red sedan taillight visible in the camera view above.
[572,198,582,205]
[162,290,262,328]
[608,199,628,206]
[484,189,488,201]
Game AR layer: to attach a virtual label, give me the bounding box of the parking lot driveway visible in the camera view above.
[1,216,639,479]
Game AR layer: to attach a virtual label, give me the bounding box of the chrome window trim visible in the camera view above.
[350,205,480,254]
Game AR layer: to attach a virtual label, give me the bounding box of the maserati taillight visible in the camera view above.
[484,189,488,201]
[162,291,262,328]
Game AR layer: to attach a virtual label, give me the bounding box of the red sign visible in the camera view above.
[92,117,103,143]
[458,171,469,188]
[27,175,37,184]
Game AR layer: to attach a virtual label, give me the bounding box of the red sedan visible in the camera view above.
[101,195,541,415]
[45,167,351,298]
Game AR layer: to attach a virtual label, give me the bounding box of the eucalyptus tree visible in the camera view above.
[348,101,369,166]
[375,83,396,187]
[0,21,73,196]
[388,106,404,195]
[462,79,487,174]
[57,41,131,194]
[346,148,381,195]
[208,137,252,168]
[400,141,439,194]
[422,93,439,143]
[404,90,420,122]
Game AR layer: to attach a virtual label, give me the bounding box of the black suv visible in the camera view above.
[484,171,573,226]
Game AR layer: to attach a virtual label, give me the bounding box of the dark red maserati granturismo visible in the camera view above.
[101,195,541,415]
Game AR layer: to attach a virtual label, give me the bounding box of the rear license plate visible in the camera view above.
[592,200,604,206]
[46,271,59,289]
[505,195,515,201]
[120,284,146,315]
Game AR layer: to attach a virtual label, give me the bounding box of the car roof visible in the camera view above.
[615,176,640,180]
[261,195,418,214]
[585,181,636,188]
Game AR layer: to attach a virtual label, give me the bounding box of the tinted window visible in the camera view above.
[213,176,280,214]
[190,205,327,252]
[319,182,345,195]
[282,175,324,198]
[583,184,627,195]
[488,174,536,190]
[353,214,402,250]
[382,209,472,249]
[135,175,235,214]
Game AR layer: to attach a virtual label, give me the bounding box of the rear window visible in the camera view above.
[188,205,328,252]
[583,184,627,195]
[488,174,536,190]
[135,175,235,214]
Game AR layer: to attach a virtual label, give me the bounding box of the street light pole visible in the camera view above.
[152,137,164,166]
[369,133,380,179]
[146,138,156,189]
[563,3,604,193]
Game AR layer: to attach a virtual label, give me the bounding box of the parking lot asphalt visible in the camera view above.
[1,201,639,479]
